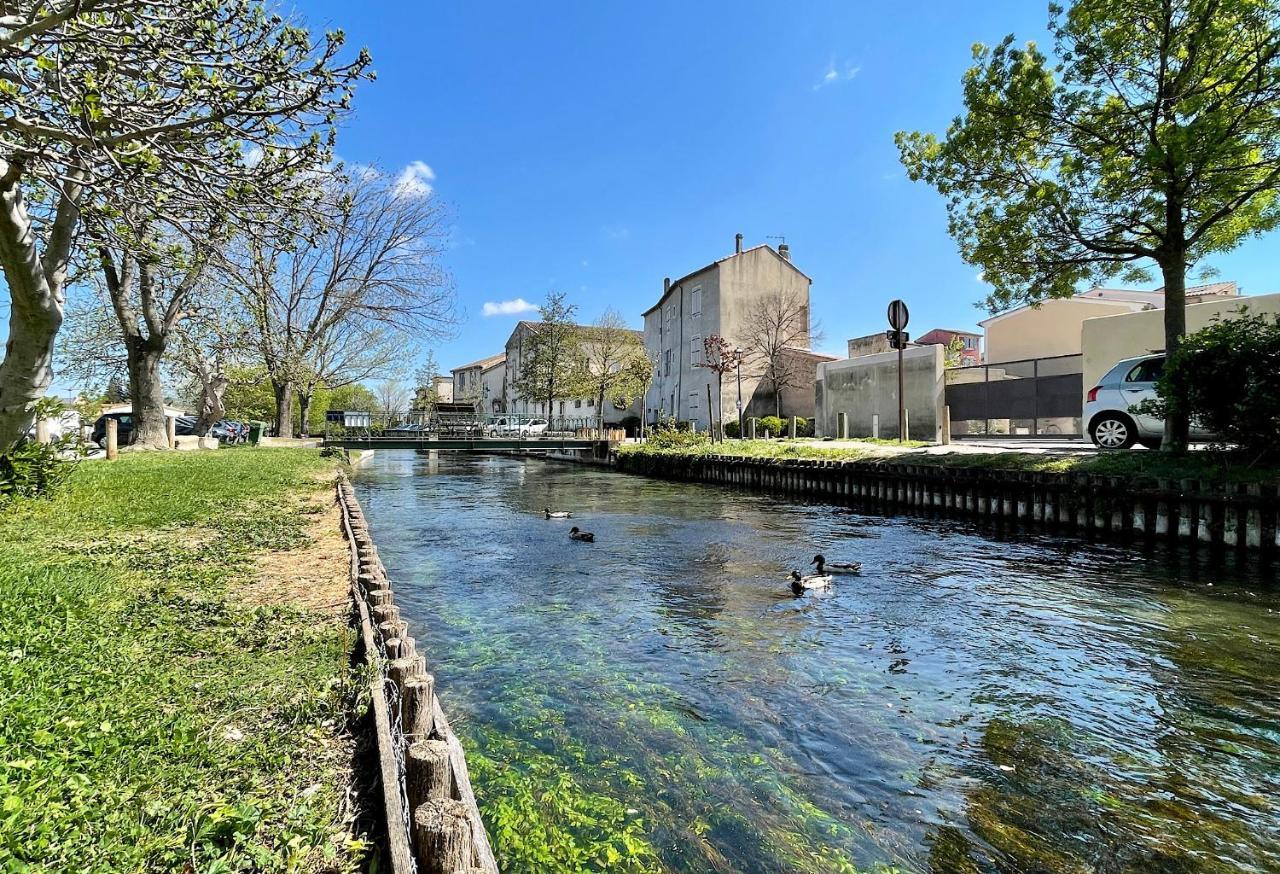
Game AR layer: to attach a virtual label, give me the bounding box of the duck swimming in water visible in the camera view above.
[545,507,572,519]
[812,554,861,575]
[789,570,833,595]
[569,526,595,542]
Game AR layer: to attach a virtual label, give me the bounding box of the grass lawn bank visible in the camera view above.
[0,448,369,873]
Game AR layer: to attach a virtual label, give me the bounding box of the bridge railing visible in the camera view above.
[323,410,624,442]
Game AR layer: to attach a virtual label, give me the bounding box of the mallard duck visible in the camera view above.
[569,526,595,542]
[545,507,572,519]
[812,554,861,575]
[789,570,833,595]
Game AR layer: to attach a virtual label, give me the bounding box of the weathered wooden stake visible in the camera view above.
[412,799,473,874]
[406,738,451,812]
[106,417,119,460]
[402,674,436,739]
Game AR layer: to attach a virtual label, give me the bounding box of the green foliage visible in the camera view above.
[1138,310,1280,458]
[646,420,711,450]
[512,292,582,412]
[0,439,74,504]
[222,366,277,424]
[759,415,786,436]
[897,0,1280,315]
[723,420,741,438]
[0,449,367,872]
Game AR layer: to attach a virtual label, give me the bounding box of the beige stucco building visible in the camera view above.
[451,353,504,413]
[1081,291,1280,396]
[501,321,643,426]
[980,282,1239,364]
[642,239,819,431]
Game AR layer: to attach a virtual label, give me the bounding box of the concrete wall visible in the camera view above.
[1081,292,1280,399]
[815,345,944,441]
[984,298,1139,363]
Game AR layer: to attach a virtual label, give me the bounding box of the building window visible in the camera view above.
[690,336,701,366]
[688,391,699,411]
[664,348,671,376]
[575,399,582,408]
[587,397,594,407]
[691,286,702,316]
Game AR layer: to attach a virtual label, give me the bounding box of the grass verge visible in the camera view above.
[0,448,369,873]
[618,440,1280,484]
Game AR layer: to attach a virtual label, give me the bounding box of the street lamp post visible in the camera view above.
[734,348,744,439]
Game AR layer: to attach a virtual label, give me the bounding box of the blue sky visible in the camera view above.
[24,1,1280,388]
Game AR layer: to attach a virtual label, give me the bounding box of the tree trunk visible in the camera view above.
[298,390,313,438]
[0,165,82,449]
[1160,258,1189,453]
[126,336,171,449]
[773,374,781,418]
[195,373,229,437]
[274,379,295,438]
[596,385,605,433]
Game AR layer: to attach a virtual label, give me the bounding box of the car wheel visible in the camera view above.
[1137,436,1162,451]
[1090,414,1136,450]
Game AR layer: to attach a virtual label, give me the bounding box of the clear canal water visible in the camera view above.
[353,452,1280,874]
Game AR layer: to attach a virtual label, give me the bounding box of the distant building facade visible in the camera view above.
[451,353,504,412]
[916,328,982,365]
[642,238,819,431]
[847,332,893,359]
[432,375,454,403]
[501,322,643,425]
[981,282,1238,364]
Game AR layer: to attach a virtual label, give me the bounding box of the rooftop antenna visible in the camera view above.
[766,235,787,245]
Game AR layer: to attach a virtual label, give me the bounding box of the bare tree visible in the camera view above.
[573,308,646,431]
[739,290,819,418]
[694,335,742,441]
[374,378,409,424]
[171,293,254,436]
[223,173,456,436]
[296,323,403,437]
[0,0,369,447]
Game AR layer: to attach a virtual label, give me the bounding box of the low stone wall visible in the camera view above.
[615,452,1280,555]
[337,478,498,874]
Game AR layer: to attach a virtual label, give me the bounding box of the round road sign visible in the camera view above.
[887,299,910,331]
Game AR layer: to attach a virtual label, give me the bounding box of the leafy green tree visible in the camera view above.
[412,351,442,411]
[0,0,370,448]
[512,292,580,421]
[571,308,647,431]
[897,0,1280,452]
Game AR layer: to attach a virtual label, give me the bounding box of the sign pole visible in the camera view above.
[886,299,910,443]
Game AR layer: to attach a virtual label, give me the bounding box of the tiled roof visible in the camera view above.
[452,352,506,372]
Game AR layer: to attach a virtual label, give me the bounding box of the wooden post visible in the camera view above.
[35,419,50,444]
[788,416,797,439]
[166,415,176,449]
[413,799,474,874]
[407,738,452,812]
[941,406,951,445]
[402,675,436,740]
[105,417,119,460]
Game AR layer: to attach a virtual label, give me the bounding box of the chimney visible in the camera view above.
[778,243,791,262]
[663,277,671,294]
[734,233,743,254]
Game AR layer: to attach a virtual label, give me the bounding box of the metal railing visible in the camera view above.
[323,409,625,442]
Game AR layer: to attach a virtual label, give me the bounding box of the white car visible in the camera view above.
[1084,353,1211,449]
[520,418,549,437]
[486,417,518,437]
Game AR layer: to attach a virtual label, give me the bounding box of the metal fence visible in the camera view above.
[944,354,1084,438]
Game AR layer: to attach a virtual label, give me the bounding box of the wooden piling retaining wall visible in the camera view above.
[613,453,1280,556]
[337,477,498,874]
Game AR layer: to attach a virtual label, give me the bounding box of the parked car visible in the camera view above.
[210,420,247,443]
[486,417,519,437]
[520,418,549,437]
[92,412,198,448]
[1085,353,1212,449]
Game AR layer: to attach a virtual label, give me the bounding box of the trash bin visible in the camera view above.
[248,421,266,444]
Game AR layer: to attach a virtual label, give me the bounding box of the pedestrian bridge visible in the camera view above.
[323,434,610,452]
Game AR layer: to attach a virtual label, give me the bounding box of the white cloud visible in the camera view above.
[393,161,436,197]
[482,297,538,317]
[814,59,861,90]
[976,270,986,282]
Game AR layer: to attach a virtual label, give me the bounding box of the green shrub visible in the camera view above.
[723,420,741,438]
[646,426,710,450]
[1143,309,1280,458]
[0,439,74,504]
[759,415,785,436]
